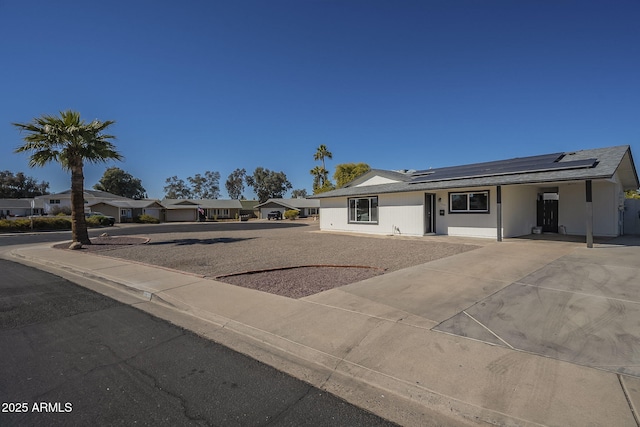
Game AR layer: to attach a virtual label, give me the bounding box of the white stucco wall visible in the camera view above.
[319,179,623,239]
[380,192,425,236]
[431,187,498,238]
[558,180,619,237]
[502,185,538,237]
[319,192,425,236]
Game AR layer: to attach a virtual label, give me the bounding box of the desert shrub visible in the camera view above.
[32,217,71,230]
[85,216,105,227]
[284,209,299,220]
[0,217,78,231]
[50,206,72,216]
[134,214,160,224]
[0,219,28,231]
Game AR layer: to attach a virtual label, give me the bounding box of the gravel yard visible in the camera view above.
[62,221,482,298]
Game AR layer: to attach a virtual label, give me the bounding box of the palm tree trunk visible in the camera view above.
[70,165,91,244]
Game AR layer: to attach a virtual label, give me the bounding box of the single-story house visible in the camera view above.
[239,200,260,218]
[87,199,165,223]
[0,198,45,218]
[311,145,639,247]
[162,199,243,222]
[254,198,320,219]
[34,189,130,214]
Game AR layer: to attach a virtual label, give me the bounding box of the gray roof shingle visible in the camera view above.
[312,146,638,199]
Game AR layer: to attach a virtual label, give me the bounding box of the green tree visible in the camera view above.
[334,162,371,188]
[13,110,121,245]
[310,166,326,190]
[188,171,220,199]
[291,188,308,198]
[94,167,146,199]
[625,189,640,199]
[314,144,333,171]
[313,181,335,194]
[163,176,192,199]
[246,167,292,203]
[311,144,334,190]
[0,170,49,198]
[225,168,246,199]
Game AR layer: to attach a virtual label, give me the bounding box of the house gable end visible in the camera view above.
[355,176,402,187]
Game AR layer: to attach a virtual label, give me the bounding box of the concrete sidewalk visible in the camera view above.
[6,238,640,427]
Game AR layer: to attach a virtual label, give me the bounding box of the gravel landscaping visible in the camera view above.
[58,221,482,298]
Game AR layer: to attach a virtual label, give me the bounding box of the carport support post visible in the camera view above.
[586,180,593,248]
[496,185,502,242]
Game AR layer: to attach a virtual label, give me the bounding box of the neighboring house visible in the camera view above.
[239,200,259,218]
[311,146,639,245]
[623,198,640,235]
[34,189,129,214]
[0,198,45,218]
[254,198,320,219]
[162,199,242,222]
[87,199,165,223]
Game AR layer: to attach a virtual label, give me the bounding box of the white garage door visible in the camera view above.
[166,209,195,222]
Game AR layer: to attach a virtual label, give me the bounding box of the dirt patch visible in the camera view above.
[56,223,482,298]
[218,266,384,299]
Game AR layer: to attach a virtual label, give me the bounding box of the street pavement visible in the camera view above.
[3,230,640,426]
[0,259,397,427]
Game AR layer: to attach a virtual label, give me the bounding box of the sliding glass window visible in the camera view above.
[348,196,378,223]
[449,191,489,213]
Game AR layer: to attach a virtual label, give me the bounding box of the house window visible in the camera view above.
[449,191,489,213]
[49,199,61,204]
[348,196,378,223]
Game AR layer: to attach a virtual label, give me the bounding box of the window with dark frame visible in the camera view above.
[348,196,378,223]
[449,191,489,213]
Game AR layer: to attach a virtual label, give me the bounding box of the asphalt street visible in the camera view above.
[0,258,397,426]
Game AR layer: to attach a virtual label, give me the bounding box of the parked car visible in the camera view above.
[85,211,116,226]
[267,211,282,220]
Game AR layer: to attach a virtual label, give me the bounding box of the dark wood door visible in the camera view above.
[537,200,559,232]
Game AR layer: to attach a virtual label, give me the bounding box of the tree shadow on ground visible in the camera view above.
[147,237,254,246]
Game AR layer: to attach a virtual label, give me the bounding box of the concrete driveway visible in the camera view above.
[436,235,640,377]
[307,235,640,378]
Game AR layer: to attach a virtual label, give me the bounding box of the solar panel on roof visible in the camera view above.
[410,154,598,184]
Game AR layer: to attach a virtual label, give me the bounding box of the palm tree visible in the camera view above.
[313,144,333,171]
[13,110,121,245]
[310,165,329,191]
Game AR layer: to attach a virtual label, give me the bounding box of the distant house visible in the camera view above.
[254,198,320,219]
[0,198,45,218]
[87,199,165,223]
[162,199,243,222]
[239,199,259,218]
[34,189,129,214]
[311,145,639,245]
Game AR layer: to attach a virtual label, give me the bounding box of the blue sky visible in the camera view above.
[1,1,638,199]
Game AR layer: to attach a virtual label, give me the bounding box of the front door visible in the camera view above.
[425,193,435,234]
[537,199,559,232]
